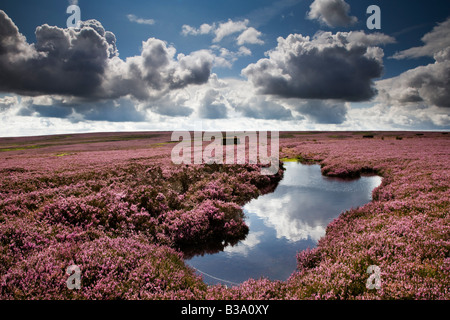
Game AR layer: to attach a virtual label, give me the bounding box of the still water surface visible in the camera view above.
[187,162,382,286]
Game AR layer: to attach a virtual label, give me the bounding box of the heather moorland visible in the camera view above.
[0,131,448,299]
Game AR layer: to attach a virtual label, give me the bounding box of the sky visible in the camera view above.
[0,0,449,137]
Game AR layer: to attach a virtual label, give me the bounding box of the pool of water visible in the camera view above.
[186,162,382,286]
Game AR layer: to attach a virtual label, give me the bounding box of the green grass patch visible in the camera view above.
[0,145,41,152]
[281,155,316,164]
[280,133,295,138]
[328,135,349,139]
[353,132,375,136]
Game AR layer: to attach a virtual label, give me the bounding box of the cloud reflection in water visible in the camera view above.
[187,162,382,285]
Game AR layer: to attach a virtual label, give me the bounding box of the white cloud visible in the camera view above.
[0,95,19,111]
[181,23,215,36]
[376,61,450,109]
[245,193,327,242]
[236,27,264,45]
[378,18,450,110]
[238,46,252,56]
[220,78,294,120]
[197,89,229,119]
[224,230,263,256]
[182,19,264,46]
[307,0,357,27]
[210,45,252,68]
[1,9,449,134]
[392,17,450,60]
[126,14,155,25]
[346,103,450,130]
[213,19,249,42]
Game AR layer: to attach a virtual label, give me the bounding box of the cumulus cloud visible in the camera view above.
[197,89,229,119]
[181,19,264,46]
[213,19,249,43]
[0,10,214,103]
[236,27,264,45]
[148,90,194,117]
[0,14,112,97]
[219,78,294,120]
[377,62,450,109]
[378,18,450,109]
[0,96,19,112]
[347,103,450,130]
[181,23,215,36]
[242,31,395,102]
[391,17,450,60]
[307,0,357,28]
[211,45,252,68]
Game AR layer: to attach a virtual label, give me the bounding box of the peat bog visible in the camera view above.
[187,161,382,285]
[0,131,448,299]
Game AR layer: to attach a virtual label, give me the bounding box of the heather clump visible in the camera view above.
[1,236,206,299]
[161,199,249,257]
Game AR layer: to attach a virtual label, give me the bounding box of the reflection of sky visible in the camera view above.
[187,162,382,285]
[244,162,382,242]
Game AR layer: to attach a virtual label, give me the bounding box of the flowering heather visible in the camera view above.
[0,131,449,299]
[280,132,450,299]
[1,236,206,299]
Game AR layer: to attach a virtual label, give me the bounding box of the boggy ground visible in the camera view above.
[0,131,448,299]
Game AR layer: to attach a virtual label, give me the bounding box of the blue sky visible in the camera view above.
[0,0,449,136]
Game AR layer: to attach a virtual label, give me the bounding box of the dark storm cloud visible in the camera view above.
[0,10,213,102]
[242,31,394,102]
[0,12,114,98]
[0,10,31,56]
